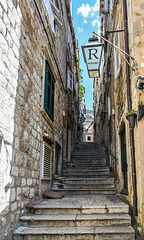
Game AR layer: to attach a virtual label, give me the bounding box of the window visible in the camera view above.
[87,136,91,141]
[42,141,52,179]
[44,60,55,121]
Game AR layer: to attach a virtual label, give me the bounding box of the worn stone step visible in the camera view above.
[56,177,115,184]
[13,226,135,240]
[51,188,116,195]
[63,173,110,178]
[65,164,107,169]
[65,164,107,168]
[71,158,106,161]
[71,158,106,165]
[31,202,129,215]
[53,182,115,190]
[63,169,109,174]
[20,213,131,227]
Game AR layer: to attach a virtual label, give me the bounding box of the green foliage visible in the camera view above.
[124,109,137,117]
[79,85,84,102]
[79,68,83,81]
[138,100,144,105]
[136,222,142,228]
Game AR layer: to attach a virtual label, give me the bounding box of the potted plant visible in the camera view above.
[125,109,137,129]
[138,100,144,121]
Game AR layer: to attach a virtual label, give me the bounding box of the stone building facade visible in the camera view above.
[0,0,79,239]
[83,110,94,142]
[93,0,144,235]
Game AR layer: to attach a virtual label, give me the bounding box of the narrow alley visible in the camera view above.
[13,142,135,239]
[0,0,144,240]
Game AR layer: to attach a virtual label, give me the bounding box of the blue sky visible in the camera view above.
[72,0,100,110]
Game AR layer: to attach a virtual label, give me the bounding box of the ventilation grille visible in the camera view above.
[42,142,52,180]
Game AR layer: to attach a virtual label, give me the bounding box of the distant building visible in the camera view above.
[83,110,94,142]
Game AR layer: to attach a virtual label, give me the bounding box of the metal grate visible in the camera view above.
[42,141,52,179]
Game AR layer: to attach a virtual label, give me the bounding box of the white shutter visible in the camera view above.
[114,26,121,79]
[67,69,73,90]
[42,141,52,179]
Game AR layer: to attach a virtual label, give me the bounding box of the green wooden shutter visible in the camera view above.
[44,60,55,121]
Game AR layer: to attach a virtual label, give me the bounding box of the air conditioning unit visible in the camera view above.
[67,69,73,91]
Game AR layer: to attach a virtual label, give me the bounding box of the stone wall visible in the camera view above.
[95,0,144,236]
[0,0,79,239]
[0,1,22,237]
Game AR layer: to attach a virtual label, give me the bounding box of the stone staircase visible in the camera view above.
[52,142,116,195]
[13,142,135,240]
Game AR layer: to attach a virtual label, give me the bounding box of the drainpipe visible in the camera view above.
[123,0,137,216]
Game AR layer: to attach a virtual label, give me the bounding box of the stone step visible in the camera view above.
[63,169,109,174]
[56,177,115,184]
[20,213,131,227]
[73,156,106,159]
[51,188,117,195]
[72,161,106,165]
[63,173,110,178]
[53,182,115,189]
[30,202,129,215]
[13,226,135,240]
[73,152,106,155]
[65,164,107,168]
[64,164,107,168]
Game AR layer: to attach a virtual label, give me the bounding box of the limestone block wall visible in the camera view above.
[0,0,79,239]
[0,1,22,237]
[98,0,144,235]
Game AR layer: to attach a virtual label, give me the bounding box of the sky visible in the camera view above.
[72,0,100,110]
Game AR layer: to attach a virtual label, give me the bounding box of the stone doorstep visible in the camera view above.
[13,226,135,235]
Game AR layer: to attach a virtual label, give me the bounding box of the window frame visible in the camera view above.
[44,60,55,121]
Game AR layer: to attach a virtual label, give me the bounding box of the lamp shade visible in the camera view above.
[82,36,104,78]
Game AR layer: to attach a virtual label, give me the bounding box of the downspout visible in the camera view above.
[123,0,137,216]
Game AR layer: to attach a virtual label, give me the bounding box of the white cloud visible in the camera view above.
[83,19,88,24]
[77,1,100,18]
[92,0,100,12]
[77,27,83,33]
[77,4,91,18]
[91,19,101,28]
[90,13,95,18]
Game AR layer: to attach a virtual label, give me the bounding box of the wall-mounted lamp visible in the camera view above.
[82,35,104,78]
